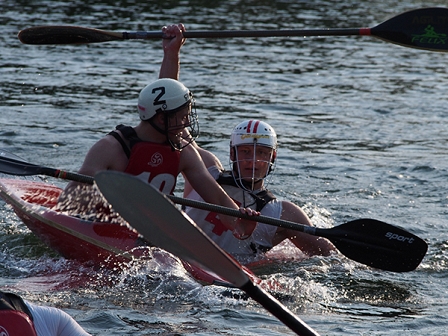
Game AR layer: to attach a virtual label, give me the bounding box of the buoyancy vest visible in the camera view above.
[0,292,37,336]
[108,124,180,195]
[185,167,281,256]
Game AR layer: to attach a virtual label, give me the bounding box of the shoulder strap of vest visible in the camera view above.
[108,131,130,159]
[0,291,33,321]
[108,124,142,159]
[116,124,137,139]
[252,189,276,212]
[216,170,237,187]
[217,171,276,211]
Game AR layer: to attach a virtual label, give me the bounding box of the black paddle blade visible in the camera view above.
[316,219,428,272]
[0,150,94,184]
[0,152,43,176]
[372,7,448,52]
[18,26,124,45]
[0,150,28,162]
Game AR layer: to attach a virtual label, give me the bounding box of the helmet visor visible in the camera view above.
[232,143,275,190]
[165,100,199,150]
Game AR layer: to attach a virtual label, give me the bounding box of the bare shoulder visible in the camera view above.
[180,143,223,171]
[197,146,223,169]
[87,134,124,158]
[78,133,128,174]
[179,144,202,170]
[280,200,312,225]
[180,142,200,158]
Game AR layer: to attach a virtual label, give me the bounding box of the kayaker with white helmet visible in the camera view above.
[59,24,258,239]
[184,120,336,258]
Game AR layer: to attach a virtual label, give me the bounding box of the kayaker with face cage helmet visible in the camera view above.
[58,23,258,239]
[184,119,336,259]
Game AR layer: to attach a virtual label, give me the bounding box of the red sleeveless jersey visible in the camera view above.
[124,141,180,195]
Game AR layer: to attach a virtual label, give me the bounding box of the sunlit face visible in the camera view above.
[233,144,274,184]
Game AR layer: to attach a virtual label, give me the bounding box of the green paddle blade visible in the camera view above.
[371,7,448,52]
[316,219,428,272]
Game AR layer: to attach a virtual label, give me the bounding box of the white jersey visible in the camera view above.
[25,301,91,336]
[185,166,281,256]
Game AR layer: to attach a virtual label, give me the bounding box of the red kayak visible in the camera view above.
[0,178,257,287]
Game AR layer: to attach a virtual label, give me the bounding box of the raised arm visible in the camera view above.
[159,23,186,80]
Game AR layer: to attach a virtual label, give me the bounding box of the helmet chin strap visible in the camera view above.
[231,163,264,191]
[147,116,182,151]
[232,172,262,191]
[148,117,167,136]
[231,144,275,191]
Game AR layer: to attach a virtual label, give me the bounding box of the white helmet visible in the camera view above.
[138,78,193,120]
[230,120,277,189]
[230,120,277,150]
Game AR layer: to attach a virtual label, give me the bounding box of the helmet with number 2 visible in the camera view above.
[137,78,199,150]
[138,78,193,120]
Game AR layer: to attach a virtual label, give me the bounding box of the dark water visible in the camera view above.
[2,0,448,335]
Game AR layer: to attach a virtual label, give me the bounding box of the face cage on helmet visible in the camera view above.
[230,142,276,191]
[164,100,199,151]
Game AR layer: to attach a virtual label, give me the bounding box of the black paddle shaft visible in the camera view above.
[167,195,427,272]
[0,151,428,272]
[17,8,448,52]
[241,281,320,336]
